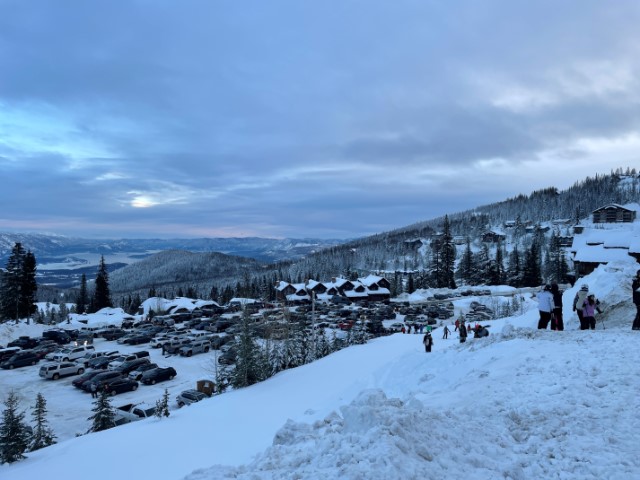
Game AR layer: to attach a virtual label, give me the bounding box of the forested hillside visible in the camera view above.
[102,169,639,305]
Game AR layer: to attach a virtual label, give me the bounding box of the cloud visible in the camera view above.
[1,1,640,238]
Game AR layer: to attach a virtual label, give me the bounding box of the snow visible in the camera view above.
[2,262,640,479]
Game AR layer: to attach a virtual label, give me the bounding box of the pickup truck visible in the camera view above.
[114,403,156,424]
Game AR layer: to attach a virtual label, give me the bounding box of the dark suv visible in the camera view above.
[7,336,39,349]
[1,351,40,369]
[42,330,71,345]
[84,371,123,392]
[114,358,150,376]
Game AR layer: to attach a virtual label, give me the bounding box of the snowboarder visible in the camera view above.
[537,285,555,329]
[550,283,564,331]
[459,321,467,344]
[633,270,640,330]
[423,331,433,352]
[573,284,590,328]
[581,293,602,330]
[443,325,450,339]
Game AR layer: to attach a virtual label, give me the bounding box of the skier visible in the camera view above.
[537,285,555,329]
[633,270,640,330]
[459,321,467,344]
[550,283,564,331]
[442,325,450,339]
[581,293,602,330]
[573,284,590,329]
[423,331,433,353]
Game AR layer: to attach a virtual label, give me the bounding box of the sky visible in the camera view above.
[1,1,640,240]
[1,260,639,479]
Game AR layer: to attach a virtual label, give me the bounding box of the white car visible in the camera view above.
[45,345,95,362]
[39,361,85,380]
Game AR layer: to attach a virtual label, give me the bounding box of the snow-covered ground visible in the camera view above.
[2,261,640,479]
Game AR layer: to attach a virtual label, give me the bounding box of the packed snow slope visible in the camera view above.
[2,262,640,480]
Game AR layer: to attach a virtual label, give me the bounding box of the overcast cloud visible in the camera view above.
[1,0,639,239]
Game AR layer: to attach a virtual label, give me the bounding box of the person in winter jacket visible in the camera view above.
[633,270,640,330]
[581,293,602,330]
[459,321,467,343]
[443,325,450,339]
[550,283,564,331]
[537,284,555,329]
[573,284,590,328]
[423,332,433,352]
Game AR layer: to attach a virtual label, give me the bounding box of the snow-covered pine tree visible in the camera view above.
[29,393,56,452]
[155,389,170,418]
[88,391,116,432]
[0,391,30,464]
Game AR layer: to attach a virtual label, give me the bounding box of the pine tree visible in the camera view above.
[88,391,115,432]
[29,393,55,452]
[91,256,112,312]
[231,311,265,388]
[440,215,457,289]
[522,241,543,287]
[154,389,170,418]
[76,274,89,314]
[0,391,30,464]
[0,243,37,323]
[456,237,475,285]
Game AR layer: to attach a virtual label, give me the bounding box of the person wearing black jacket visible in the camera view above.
[459,321,467,344]
[550,283,564,331]
[633,270,640,330]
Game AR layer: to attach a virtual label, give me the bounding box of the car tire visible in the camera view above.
[78,368,85,375]
[178,402,184,408]
[132,384,138,391]
[52,373,60,380]
[63,357,69,362]
[9,364,14,369]
[187,351,192,357]
[31,360,36,366]
[111,390,117,396]
[151,379,156,385]
[169,374,175,380]
[204,348,209,353]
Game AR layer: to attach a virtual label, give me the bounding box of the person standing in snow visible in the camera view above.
[581,293,602,330]
[632,270,640,330]
[423,331,433,352]
[550,283,564,331]
[573,284,590,329]
[537,284,555,329]
[443,325,450,339]
[459,321,467,343]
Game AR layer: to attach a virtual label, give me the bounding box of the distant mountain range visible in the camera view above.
[0,234,345,288]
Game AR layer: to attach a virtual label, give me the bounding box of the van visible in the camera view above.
[1,351,39,369]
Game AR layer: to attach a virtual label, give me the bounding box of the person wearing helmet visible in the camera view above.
[632,270,640,330]
[537,284,555,329]
[573,284,590,329]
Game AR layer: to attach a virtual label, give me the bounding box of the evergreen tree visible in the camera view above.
[154,389,170,418]
[0,391,29,464]
[507,245,522,287]
[231,311,264,388]
[29,393,55,452]
[88,391,115,433]
[0,243,37,323]
[456,237,475,285]
[91,256,112,312]
[522,241,543,287]
[440,215,457,289]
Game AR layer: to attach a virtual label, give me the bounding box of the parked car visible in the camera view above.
[103,377,139,396]
[107,351,149,370]
[45,345,95,362]
[176,389,208,407]
[74,333,94,346]
[1,351,40,369]
[113,357,150,376]
[7,336,39,349]
[31,342,60,360]
[179,340,210,357]
[82,350,120,368]
[217,347,237,365]
[72,370,103,389]
[140,367,177,385]
[39,361,85,380]
[84,371,124,392]
[163,338,192,355]
[42,329,71,345]
[128,362,159,381]
[0,347,22,362]
[122,333,152,345]
[101,329,127,341]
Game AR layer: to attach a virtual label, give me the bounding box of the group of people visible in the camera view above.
[537,282,602,331]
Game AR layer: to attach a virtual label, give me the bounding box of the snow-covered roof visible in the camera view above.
[359,274,384,287]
